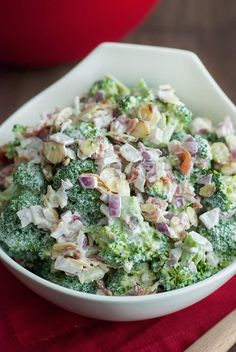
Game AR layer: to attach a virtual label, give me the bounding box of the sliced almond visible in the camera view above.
[43,142,66,164]
[186,207,198,227]
[211,142,229,165]
[199,183,216,197]
[131,120,151,138]
[219,162,236,175]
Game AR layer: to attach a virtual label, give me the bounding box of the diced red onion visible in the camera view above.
[142,160,156,170]
[73,215,81,222]
[197,174,212,185]
[231,149,236,160]
[175,196,184,208]
[165,212,174,221]
[108,195,121,218]
[168,247,182,265]
[79,175,97,189]
[95,90,105,102]
[142,151,151,160]
[156,222,171,236]
[146,168,157,183]
[184,138,198,155]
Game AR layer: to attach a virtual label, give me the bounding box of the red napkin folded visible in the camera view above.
[0,263,235,352]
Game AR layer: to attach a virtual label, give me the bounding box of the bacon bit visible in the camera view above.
[126,118,139,133]
[192,197,203,209]
[0,164,15,187]
[127,284,145,296]
[0,146,10,164]
[23,124,50,140]
[161,176,171,186]
[128,167,140,184]
[96,280,113,296]
[99,99,113,105]
[176,147,193,176]
[141,203,160,223]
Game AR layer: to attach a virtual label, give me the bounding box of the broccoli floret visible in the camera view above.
[197,218,236,266]
[170,131,189,142]
[89,197,170,267]
[173,169,190,184]
[118,79,154,116]
[64,121,97,139]
[145,179,169,200]
[106,263,156,296]
[13,162,47,192]
[5,139,20,159]
[0,194,52,264]
[52,159,96,190]
[131,79,154,101]
[158,264,197,290]
[90,222,162,266]
[8,189,42,212]
[66,183,102,225]
[204,132,224,144]
[12,124,26,134]
[203,171,236,212]
[37,266,97,293]
[157,263,216,291]
[195,135,212,160]
[155,103,192,145]
[118,95,143,115]
[0,184,20,209]
[171,104,192,131]
[89,75,129,101]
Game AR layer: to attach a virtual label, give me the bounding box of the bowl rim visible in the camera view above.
[0,42,235,303]
[0,247,235,302]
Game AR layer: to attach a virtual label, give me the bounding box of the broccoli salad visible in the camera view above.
[0,74,235,296]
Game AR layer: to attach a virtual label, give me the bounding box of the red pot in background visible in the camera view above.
[0,0,157,67]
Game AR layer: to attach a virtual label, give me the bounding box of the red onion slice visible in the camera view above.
[156,222,171,236]
[79,175,97,189]
[184,138,198,155]
[108,194,121,218]
[197,174,212,185]
[175,196,184,208]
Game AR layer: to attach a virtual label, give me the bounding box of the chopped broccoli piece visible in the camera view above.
[154,103,192,145]
[0,184,20,209]
[195,135,212,160]
[157,262,216,291]
[131,79,154,101]
[0,193,52,264]
[66,183,102,225]
[5,139,20,159]
[12,124,26,134]
[118,95,143,115]
[172,104,192,131]
[89,75,129,101]
[52,159,96,190]
[118,79,154,116]
[8,189,42,212]
[106,263,156,296]
[145,179,169,200]
[64,121,97,139]
[13,162,47,192]
[170,131,189,142]
[197,218,236,266]
[203,171,236,212]
[89,197,170,267]
[37,266,97,293]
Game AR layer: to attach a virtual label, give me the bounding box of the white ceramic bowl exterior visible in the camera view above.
[0,43,235,321]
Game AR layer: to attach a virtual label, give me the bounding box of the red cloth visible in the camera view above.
[0,0,157,66]
[0,263,235,352]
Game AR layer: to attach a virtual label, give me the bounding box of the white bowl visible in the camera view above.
[0,43,235,321]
